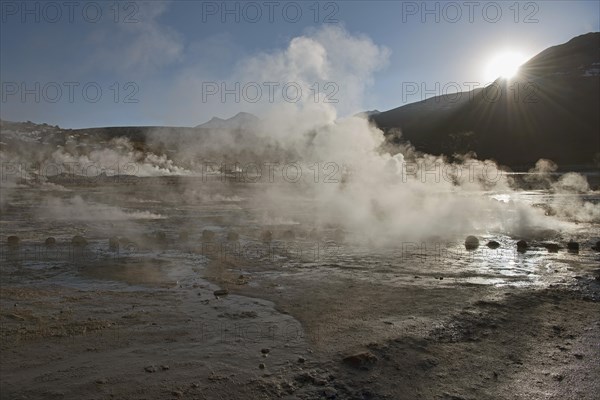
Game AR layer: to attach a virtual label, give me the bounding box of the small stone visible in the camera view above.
[574,353,583,359]
[552,373,564,382]
[313,377,328,386]
[260,230,273,242]
[109,237,119,251]
[95,378,108,384]
[7,236,20,248]
[323,386,338,399]
[544,243,560,253]
[227,231,239,241]
[171,390,183,397]
[486,240,500,249]
[144,365,157,373]
[261,348,270,354]
[7,313,25,321]
[202,230,215,242]
[213,289,229,298]
[567,241,579,253]
[297,356,306,363]
[342,352,378,369]
[465,236,479,250]
[516,240,528,252]
[259,363,266,369]
[160,365,170,370]
[72,235,88,247]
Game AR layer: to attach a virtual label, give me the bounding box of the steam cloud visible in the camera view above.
[1,26,598,245]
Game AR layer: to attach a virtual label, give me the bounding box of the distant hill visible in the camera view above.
[372,32,600,168]
[195,112,260,130]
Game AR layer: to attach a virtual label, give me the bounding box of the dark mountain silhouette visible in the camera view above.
[372,32,600,168]
[195,112,260,130]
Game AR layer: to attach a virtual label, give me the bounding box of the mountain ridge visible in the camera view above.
[371,32,600,167]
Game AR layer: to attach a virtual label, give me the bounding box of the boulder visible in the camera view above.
[516,240,528,252]
[45,237,56,247]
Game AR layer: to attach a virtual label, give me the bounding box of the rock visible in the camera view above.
[179,230,190,241]
[260,230,273,242]
[332,228,344,242]
[552,373,564,382]
[261,348,270,354]
[227,231,239,241]
[144,365,157,373]
[342,352,378,369]
[153,232,168,249]
[295,372,316,384]
[259,363,266,369]
[297,356,306,363]
[7,313,25,321]
[95,378,108,384]
[45,237,56,247]
[160,365,170,370]
[171,390,183,397]
[71,235,88,247]
[544,243,560,253]
[202,230,215,242]
[567,241,579,253]
[322,386,338,399]
[7,235,20,248]
[516,240,528,252]
[592,241,600,251]
[213,289,229,298]
[486,240,500,249]
[313,377,328,386]
[308,228,321,240]
[282,230,295,240]
[464,236,479,250]
[109,237,119,251]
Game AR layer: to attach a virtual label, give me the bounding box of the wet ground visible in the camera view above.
[1,178,599,399]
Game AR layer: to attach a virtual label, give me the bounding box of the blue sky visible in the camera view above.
[1,0,598,128]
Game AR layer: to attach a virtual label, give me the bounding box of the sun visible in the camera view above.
[484,51,528,83]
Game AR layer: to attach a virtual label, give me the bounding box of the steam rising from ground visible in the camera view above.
[1,26,598,244]
[38,196,164,221]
